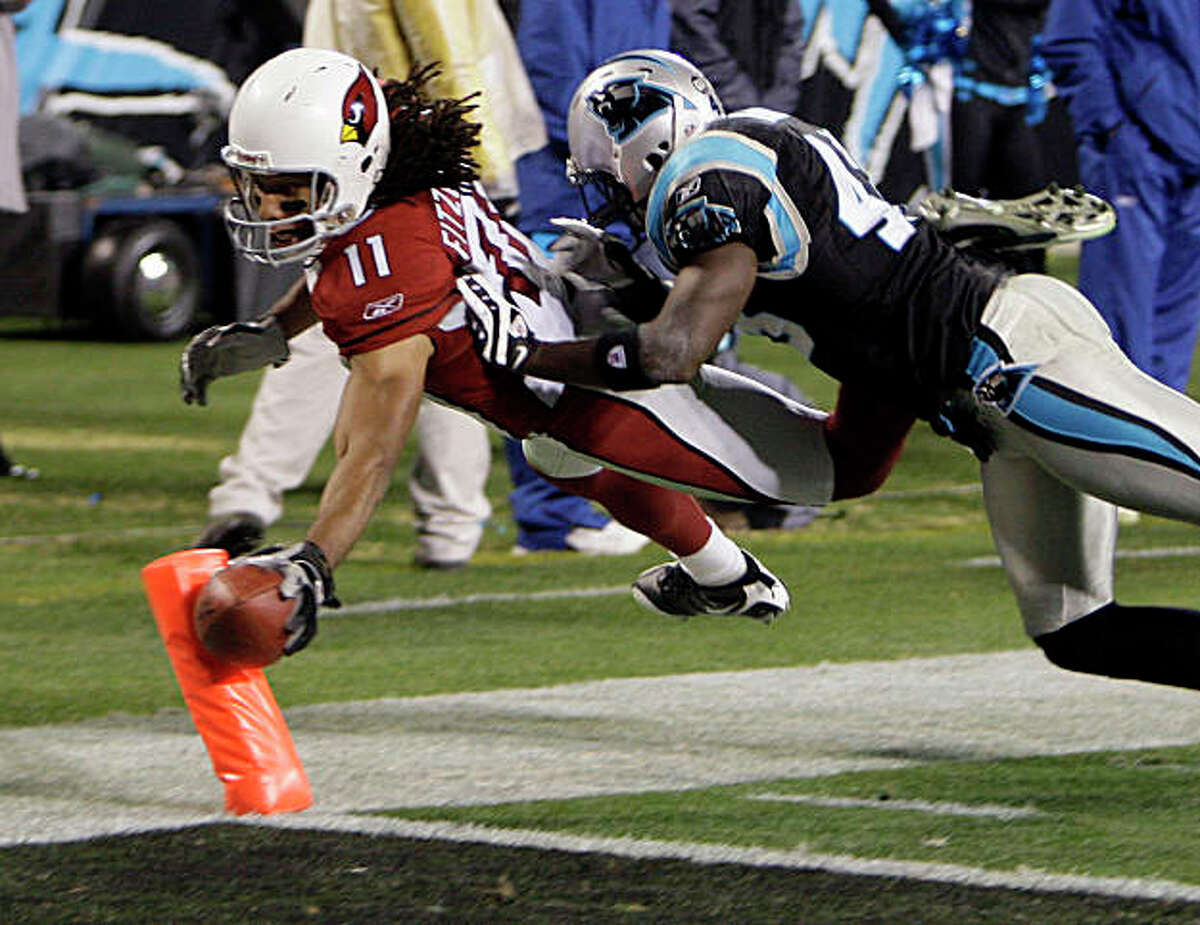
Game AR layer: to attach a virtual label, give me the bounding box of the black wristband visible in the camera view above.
[595,328,657,391]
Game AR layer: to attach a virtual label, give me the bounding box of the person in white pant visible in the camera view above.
[0,2,32,482]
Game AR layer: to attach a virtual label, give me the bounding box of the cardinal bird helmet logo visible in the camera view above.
[341,67,379,146]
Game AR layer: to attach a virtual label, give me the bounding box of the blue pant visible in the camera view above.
[503,437,607,550]
[1077,127,1200,391]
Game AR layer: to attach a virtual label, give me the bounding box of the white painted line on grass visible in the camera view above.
[334,585,631,615]
[253,812,1200,904]
[7,650,1200,906]
[958,546,1200,569]
[0,525,196,546]
[744,792,1044,820]
[875,483,982,500]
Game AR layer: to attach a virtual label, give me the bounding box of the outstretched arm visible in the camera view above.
[268,275,319,338]
[306,334,433,567]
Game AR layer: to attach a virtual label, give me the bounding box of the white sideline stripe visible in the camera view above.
[959,546,1200,569]
[744,792,1044,820]
[334,585,630,615]
[253,813,1200,904]
[0,525,195,546]
[8,648,1200,906]
[0,483,988,548]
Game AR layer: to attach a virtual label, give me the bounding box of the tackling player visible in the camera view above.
[180,48,855,653]
[466,49,1200,693]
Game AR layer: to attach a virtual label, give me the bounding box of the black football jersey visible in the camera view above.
[645,111,1004,416]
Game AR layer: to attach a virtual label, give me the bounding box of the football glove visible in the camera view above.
[540,218,667,323]
[232,540,340,656]
[180,317,289,406]
[459,273,539,373]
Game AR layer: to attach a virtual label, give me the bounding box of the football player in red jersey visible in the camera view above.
[180,48,852,655]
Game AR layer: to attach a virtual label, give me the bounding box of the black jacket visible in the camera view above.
[670,0,806,113]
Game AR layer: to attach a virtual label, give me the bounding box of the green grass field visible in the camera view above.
[7,261,1200,921]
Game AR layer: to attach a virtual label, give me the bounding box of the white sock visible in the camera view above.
[679,519,746,586]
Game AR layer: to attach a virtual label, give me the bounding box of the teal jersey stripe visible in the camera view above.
[968,336,1200,476]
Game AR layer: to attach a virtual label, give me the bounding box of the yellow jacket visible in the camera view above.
[303,0,546,199]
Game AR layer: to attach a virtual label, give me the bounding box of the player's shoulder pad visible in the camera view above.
[647,122,781,266]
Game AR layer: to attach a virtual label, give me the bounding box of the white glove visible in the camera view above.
[180,318,289,405]
[458,273,539,373]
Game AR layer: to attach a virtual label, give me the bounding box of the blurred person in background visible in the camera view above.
[1042,0,1200,393]
[0,0,32,480]
[669,0,805,116]
[948,0,1054,274]
[198,0,644,563]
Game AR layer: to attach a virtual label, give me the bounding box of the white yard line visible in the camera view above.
[958,545,1200,568]
[255,813,1200,904]
[6,643,1200,901]
[4,650,1200,834]
[335,585,630,614]
[0,525,196,546]
[743,792,1044,819]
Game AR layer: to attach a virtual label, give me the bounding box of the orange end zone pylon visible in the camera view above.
[141,548,313,815]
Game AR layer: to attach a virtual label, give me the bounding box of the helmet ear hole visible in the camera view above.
[645,152,665,171]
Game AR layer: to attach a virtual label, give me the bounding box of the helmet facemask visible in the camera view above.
[224,167,343,265]
[566,161,647,240]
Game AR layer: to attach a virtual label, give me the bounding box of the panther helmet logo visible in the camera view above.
[587,77,673,143]
[341,67,378,145]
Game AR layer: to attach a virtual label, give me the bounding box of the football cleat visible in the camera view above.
[916,183,1116,252]
[193,511,266,557]
[632,551,789,624]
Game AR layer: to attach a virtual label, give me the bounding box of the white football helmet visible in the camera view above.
[222,48,391,265]
[566,50,724,213]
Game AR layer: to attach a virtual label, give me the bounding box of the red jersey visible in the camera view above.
[306,184,568,437]
[303,182,797,505]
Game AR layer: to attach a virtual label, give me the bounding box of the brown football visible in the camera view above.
[193,563,296,669]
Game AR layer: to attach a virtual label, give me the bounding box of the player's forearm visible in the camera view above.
[522,323,704,391]
[306,436,397,568]
[524,338,613,389]
[305,343,428,567]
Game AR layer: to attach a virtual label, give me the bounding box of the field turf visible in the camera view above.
[7,253,1200,921]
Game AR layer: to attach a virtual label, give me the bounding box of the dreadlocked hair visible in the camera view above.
[369,63,482,206]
